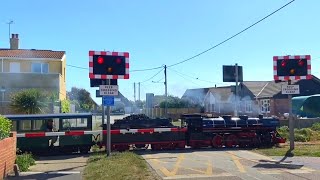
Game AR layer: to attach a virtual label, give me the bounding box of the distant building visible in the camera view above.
[0,34,66,114]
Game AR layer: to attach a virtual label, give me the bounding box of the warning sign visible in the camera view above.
[281,85,300,94]
[99,85,119,96]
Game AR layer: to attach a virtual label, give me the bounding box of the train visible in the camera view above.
[6,113,285,154]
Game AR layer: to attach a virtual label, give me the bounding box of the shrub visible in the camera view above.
[16,153,36,172]
[295,128,312,142]
[311,123,320,131]
[277,126,289,139]
[0,116,12,140]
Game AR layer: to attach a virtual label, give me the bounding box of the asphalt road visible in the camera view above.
[141,149,320,180]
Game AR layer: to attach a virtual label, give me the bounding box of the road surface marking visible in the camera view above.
[206,160,213,175]
[228,152,246,173]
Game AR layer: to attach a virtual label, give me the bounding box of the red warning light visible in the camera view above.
[298,60,304,66]
[97,56,104,64]
[116,58,122,64]
[281,60,287,67]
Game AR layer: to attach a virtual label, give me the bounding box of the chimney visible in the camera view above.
[10,34,19,49]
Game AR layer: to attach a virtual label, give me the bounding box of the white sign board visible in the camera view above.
[282,85,300,94]
[99,85,119,96]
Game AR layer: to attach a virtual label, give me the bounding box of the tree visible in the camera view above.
[159,95,201,108]
[10,89,49,114]
[67,87,96,112]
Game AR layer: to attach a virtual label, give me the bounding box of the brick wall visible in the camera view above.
[0,132,16,179]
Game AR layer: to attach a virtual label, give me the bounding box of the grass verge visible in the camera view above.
[253,142,320,157]
[83,152,159,180]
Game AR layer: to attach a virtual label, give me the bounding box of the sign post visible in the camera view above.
[89,50,130,157]
[273,55,312,151]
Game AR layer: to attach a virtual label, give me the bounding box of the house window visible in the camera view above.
[32,63,49,73]
[245,101,252,113]
[260,99,270,113]
[10,62,20,73]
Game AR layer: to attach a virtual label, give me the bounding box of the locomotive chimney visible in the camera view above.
[10,34,19,49]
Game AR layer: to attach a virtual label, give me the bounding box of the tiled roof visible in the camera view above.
[0,49,65,59]
[242,81,268,97]
[182,88,210,103]
[207,87,233,102]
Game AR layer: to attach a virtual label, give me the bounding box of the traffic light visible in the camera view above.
[89,51,129,79]
[273,55,311,81]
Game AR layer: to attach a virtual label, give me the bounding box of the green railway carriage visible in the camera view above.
[6,113,93,154]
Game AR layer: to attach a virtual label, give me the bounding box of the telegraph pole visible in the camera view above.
[235,63,239,116]
[134,82,136,102]
[138,82,141,101]
[164,65,168,117]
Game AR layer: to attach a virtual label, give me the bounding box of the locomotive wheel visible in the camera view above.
[212,135,223,148]
[225,135,239,148]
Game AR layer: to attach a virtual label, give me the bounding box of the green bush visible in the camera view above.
[0,116,12,140]
[277,126,289,139]
[311,123,320,131]
[16,153,36,172]
[295,128,312,142]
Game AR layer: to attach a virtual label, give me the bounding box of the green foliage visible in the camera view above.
[311,122,320,131]
[67,87,95,112]
[277,126,289,140]
[16,153,35,172]
[159,95,200,108]
[0,116,12,140]
[10,89,49,114]
[294,128,312,142]
[61,99,71,113]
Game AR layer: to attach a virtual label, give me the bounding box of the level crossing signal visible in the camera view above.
[89,51,129,79]
[273,55,311,81]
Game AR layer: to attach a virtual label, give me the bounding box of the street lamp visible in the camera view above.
[1,86,6,115]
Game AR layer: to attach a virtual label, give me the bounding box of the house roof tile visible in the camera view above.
[0,49,65,59]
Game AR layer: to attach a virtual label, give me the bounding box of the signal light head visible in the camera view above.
[290,69,295,75]
[107,67,112,73]
[298,60,304,66]
[97,56,104,64]
[281,60,287,67]
[116,58,122,64]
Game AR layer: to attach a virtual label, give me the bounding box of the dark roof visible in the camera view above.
[206,86,233,101]
[181,88,210,103]
[241,81,268,97]
[0,49,65,59]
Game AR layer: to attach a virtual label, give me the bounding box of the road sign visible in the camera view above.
[99,85,118,96]
[282,85,300,94]
[103,96,115,106]
[223,65,243,82]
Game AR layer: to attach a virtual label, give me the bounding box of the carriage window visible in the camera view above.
[19,120,32,131]
[11,121,17,131]
[33,120,45,130]
[62,118,87,129]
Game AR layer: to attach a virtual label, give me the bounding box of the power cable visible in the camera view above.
[167,67,227,86]
[66,1,296,72]
[140,67,164,83]
[167,68,201,86]
[168,0,296,67]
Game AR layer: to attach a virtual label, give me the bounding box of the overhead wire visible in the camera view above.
[140,67,164,83]
[167,68,201,86]
[168,0,296,68]
[66,0,296,72]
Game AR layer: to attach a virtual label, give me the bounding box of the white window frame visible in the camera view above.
[31,63,49,73]
[245,101,252,113]
[260,99,270,113]
[10,62,20,73]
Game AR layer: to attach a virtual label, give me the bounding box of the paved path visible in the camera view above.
[141,149,320,180]
[7,155,89,180]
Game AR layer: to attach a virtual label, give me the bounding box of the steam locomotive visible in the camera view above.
[101,114,285,151]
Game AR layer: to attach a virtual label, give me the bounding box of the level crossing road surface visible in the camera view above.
[6,155,89,180]
[141,149,320,180]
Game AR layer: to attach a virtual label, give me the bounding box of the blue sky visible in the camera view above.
[1,0,319,103]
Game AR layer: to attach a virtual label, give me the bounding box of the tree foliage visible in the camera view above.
[61,99,71,113]
[67,87,96,112]
[159,95,201,108]
[0,116,12,140]
[10,89,49,114]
